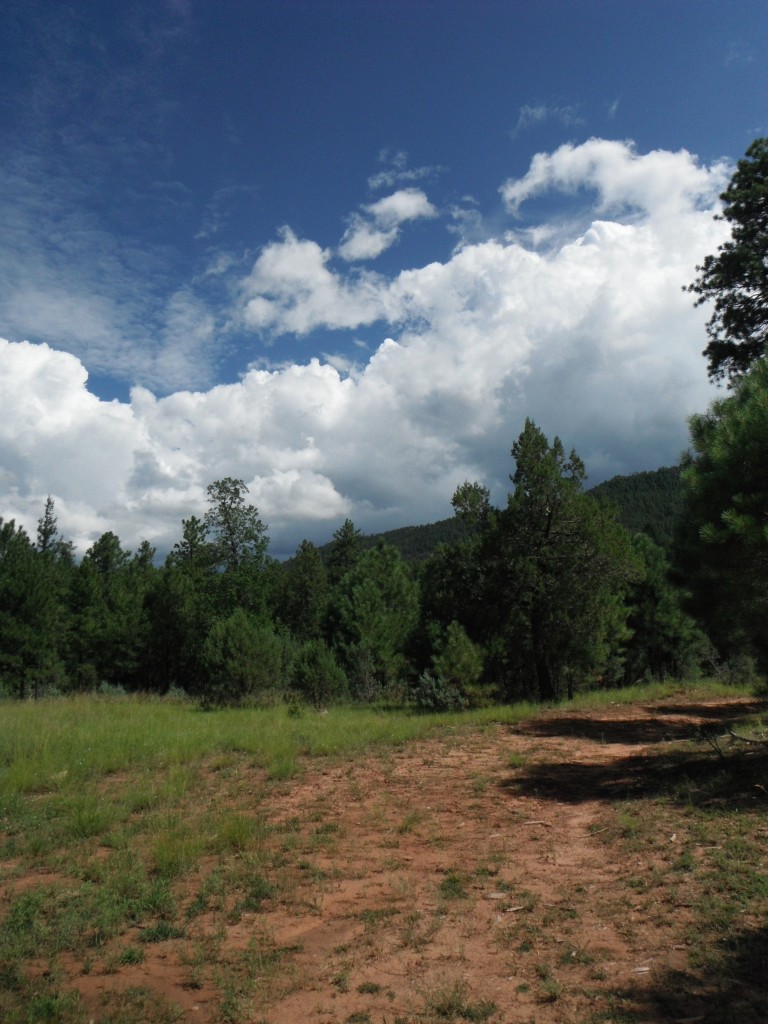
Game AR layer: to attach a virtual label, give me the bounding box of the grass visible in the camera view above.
[424,979,497,1021]
[0,678,765,1023]
[0,694,542,798]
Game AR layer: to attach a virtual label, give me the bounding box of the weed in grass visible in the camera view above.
[534,964,562,1003]
[615,808,643,844]
[346,1014,371,1024]
[673,849,695,873]
[214,812,263,854]
[215,931,300,1022]
[390,875,415,902]
[118,945,145,966]
[360,906,398,927]
[99,985,184,1024]
[470,774,491,795]
[63,793,118,840]
[398,808,423,833]
[26,988,82,1022]
[267,752,299,780]
[558,946,594,967]
[138,921,185,943]
[357,981,383,994]
[240,871,276,911]
[152,828,204,879]
[186,871,224,919]
[400,909,442,950]
[424,979,497,1021]
[332,967,351,993]
[438,870,469,900]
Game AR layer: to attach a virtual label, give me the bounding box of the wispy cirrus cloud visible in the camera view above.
[513,102,585,137]
[367,148,443,191]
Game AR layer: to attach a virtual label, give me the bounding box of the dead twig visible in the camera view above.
[728,728,768,746]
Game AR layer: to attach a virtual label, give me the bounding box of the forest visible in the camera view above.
[1,138,767,709]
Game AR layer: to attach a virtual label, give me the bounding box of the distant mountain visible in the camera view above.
[587,466,684,548]
[354,516,472,561]
[315,466,685,564]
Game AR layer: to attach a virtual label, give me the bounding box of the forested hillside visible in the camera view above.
[319,515,472,564]
[588,466,684,548]
[336,465,685,563]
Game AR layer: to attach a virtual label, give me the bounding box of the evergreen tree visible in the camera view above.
[453,421,639,702]
[687,137,768,380]
[271,539,328,641]
[331,541,419,698]
[204,478,270,615]
[624,535,707,682]
[0,519,58,698]
[72,532,156,689]
[677,357,768,664]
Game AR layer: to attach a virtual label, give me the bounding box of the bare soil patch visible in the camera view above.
[4,694,768,1023]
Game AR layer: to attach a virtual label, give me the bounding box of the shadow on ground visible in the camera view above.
[504,746,768,808]
[502,700,768,809]
[513,699,767,746]
[622,922,768,1024]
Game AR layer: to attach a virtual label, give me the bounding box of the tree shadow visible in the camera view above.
[501,708,768,811]
[514,699,767,746]
[620,922,768,1023]
[504,747,768,808]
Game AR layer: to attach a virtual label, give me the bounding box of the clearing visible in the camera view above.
[2,692,768,1023]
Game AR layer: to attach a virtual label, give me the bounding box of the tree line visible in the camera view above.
[1,137,767,707]
[0,431,708,709]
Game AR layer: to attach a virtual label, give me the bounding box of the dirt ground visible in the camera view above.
[15,695,768,1023]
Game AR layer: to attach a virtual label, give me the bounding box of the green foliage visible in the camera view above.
[413,672,467,712]
[325,518,363,586]
[202,610,284,706]
[687,137,768,381]
[70,532,159,691]
[204,478,269,573]
[677,357,768,665]
[0,517,69,698]
[451,420,639,702]
[429,620,485,705]
[331,541,419,698]
[204,478,270,615]
[290,639,348,707]
[588,466,684,549]
[271,540,328,641]
[623,535,708,682]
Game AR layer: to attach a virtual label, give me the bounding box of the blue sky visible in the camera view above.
[1,0,766,557]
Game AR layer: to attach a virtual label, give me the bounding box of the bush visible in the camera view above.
[413,671,467,712]
[430,620,486,705]
[291,640,348,707]
[201,609,284,706]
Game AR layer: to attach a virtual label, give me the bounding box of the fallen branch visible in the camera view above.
[728,728,768,746]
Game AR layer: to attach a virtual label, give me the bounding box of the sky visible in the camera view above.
[1,0,767,559]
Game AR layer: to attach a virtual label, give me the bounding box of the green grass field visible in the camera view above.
[1,679,765,1024]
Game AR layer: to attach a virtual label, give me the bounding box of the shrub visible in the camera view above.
[291,640,348,707]
[413,671,467,712]
[201,609,284,706]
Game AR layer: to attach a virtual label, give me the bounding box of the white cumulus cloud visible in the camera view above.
[338,188,437,261]
[1,140,733,559]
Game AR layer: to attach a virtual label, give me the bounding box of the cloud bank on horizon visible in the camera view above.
[0,138,730,558]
